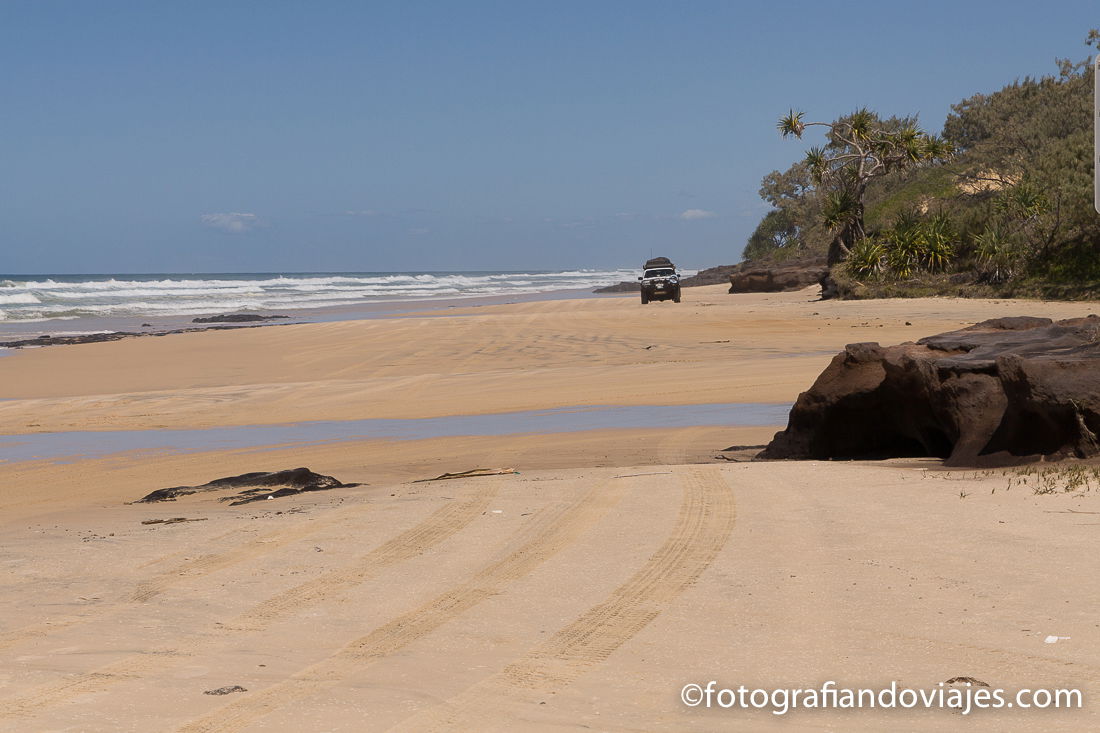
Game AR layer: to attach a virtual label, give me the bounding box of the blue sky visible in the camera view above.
[1,1,1096,273]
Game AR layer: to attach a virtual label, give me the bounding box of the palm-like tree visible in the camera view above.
[777,108,953,264]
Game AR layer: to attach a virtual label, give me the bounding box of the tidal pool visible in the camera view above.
[0,402,791,463]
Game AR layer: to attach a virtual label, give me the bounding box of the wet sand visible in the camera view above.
[1,284,1098,731]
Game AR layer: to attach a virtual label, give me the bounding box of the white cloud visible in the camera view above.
[679,209,717,220]
[200,212,260,233]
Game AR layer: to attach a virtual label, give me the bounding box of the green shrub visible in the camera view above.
[974,227,1024,283]
[845,237,886,279]
[885,212,925,278]
[920,213,955,272]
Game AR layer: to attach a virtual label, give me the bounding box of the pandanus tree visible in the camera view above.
[777,108,954,264]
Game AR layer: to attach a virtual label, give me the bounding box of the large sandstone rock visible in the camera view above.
[759,315,1100,466]
[728,260,828,294]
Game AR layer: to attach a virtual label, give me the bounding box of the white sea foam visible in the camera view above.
[0,269,642,323]
[0,293,40,304]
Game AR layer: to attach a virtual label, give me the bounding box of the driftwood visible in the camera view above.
[612,471,673,478]
[413,468,517,483]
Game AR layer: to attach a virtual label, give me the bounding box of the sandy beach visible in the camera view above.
[2,284,1099,731]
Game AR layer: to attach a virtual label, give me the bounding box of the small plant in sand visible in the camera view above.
[1001,464,1100,495]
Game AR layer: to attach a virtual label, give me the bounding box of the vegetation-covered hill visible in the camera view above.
[745,31,1100,299]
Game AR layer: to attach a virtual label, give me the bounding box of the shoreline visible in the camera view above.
[0,285,623,348]
[0,267,654,344]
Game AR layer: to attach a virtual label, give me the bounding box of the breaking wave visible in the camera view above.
[0,270,638,323]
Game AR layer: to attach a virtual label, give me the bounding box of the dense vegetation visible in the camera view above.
[746,31,1100,299]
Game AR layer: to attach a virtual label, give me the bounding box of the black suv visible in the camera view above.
[638,257,681,304]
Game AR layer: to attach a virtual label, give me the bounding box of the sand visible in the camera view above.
[1,284,1098,731]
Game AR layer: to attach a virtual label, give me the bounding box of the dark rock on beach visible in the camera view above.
[681,265,742,287]
[135,468,359,505]
[0,332,139,348]
[593,280,642,293]
[1,319,299,350]
[727,258,828,294]
[591,257,828,295]
[818,272,840,300]
[191,313,289,323]
[759,315,1100,467]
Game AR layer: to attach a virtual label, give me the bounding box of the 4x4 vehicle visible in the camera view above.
[638,256,681,304]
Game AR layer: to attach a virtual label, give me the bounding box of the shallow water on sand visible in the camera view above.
[0,402,790,463]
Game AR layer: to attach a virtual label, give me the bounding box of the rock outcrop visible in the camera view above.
[593,280,642,293]
[593,264,740,293]
[759,315,1100,466]
[192,314,289,323]
[681,265,741,287]
[0,332,138,348]
[727,259,828,294]
[136,468,358,505]
[1,321,297,350]
[593,260,826,294]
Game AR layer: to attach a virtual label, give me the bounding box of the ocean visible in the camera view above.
[0,270,641,341]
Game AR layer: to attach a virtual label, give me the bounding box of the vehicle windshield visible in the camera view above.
[644,268,675,278]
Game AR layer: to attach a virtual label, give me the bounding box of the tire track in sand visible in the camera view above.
[0,482,497,722]
[129,517,353,603]
[394,466,736,732]
[0,502,371,654]
[174,475,627,733]
[227,482,498,631]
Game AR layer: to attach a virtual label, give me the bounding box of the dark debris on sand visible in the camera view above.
[204,685,247,695]
[191,313,289,323]
[135,468,360,506]
[0,320,297,349]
